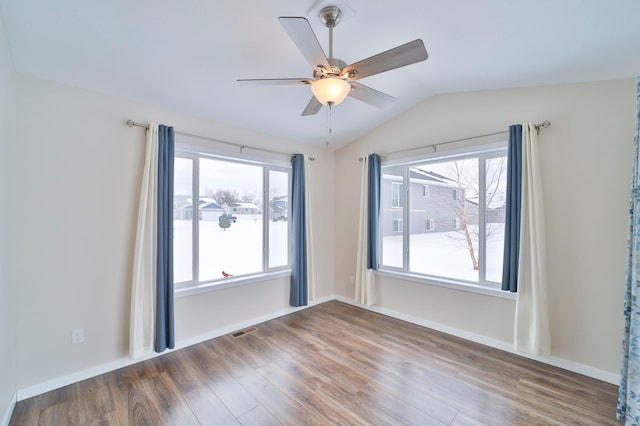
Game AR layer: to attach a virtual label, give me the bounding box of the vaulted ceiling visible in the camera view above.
[2,0,639,148]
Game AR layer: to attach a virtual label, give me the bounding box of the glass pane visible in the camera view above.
[268,170,289,268]
[198,158,263,281]
[381,166,404,268]
[173,157,193,283]
[485,156,508,283]
[408,158,479,282]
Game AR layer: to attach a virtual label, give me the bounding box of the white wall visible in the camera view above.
[9,70,632,398]
[335,79,635,378]
[0,9,17,424]
[13,75,335,393]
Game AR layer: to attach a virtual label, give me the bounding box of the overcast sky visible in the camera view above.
[174,157,288,201]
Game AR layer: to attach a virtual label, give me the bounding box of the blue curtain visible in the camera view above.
[367,154,381,270]
[618,76,640,423]
[501,124,522,292]
[155,125,175,352]
[290,154,307,307]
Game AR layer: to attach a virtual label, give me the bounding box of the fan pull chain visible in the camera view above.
[326,103,333,147]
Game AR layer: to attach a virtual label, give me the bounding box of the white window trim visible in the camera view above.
[174,142,292,295]
[175,270,291,298]
[380,142,509,295]
[376,269,516,300]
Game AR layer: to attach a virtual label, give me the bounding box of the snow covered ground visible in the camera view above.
[175,217,503,286]
[382,224,505,284]
[174,215,288,283]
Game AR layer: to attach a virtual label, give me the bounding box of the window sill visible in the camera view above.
[375,269,516,300]
[175,270,291,298]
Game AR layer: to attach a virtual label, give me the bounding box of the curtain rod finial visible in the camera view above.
[126,120,135,127]
[534,120,551,134]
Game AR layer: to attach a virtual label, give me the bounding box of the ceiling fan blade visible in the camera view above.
[348,82,396,108]
[343,39,428,80]
[301,96,323,116]
[278,17,332,72]
[237,78,313,85]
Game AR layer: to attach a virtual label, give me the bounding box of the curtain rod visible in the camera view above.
[126,120,315,161]
[358,120,551,161]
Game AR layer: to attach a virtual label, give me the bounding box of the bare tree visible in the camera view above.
[430,156,506,271]
[449,160,480,270]
[484,156,507,247]
[203,188,239,206]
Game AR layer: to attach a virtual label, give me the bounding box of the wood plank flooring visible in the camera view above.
[10,301,622,425]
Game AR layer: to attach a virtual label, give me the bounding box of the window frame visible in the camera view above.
[173,143,292,296]
[379,142,510,295]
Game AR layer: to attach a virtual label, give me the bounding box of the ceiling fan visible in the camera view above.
[237,5,428,116]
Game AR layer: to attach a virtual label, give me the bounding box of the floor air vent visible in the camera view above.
[231,326,258,338]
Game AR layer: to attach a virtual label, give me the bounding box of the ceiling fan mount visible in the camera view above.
[237,5,428,116]
[318,5,342,29]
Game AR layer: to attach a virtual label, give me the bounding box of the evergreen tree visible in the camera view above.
[218,213,231,230]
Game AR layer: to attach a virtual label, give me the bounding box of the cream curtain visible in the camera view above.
[355,156,376,306]
[514,123,551,355]
[129,123,158,359]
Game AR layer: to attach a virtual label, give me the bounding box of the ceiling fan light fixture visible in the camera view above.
[311,77,351,105]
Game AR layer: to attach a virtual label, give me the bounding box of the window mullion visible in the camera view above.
[192,157,200,284]
[404,166,410,272]
[478,156,487,284]
[263,167,269,271]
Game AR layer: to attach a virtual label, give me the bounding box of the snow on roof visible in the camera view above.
[201,202,224,210]
[230,202,259,209]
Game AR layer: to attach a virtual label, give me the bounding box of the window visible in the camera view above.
[422,184,430,197]
[380,146,507,288]
[426,218,435,231]
[173,147,290,290]
[393,218,403,233]
[391,181,404,208]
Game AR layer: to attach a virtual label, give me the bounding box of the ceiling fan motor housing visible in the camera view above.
[314,58,347,79]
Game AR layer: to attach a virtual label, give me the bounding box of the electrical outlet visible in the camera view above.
[71,328,84,344]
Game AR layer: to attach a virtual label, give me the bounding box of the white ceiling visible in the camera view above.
[1,0,639,149]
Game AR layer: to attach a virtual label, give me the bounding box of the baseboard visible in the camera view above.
[334,295,621,385]
[1,392,16,426]
[16,295,333,401]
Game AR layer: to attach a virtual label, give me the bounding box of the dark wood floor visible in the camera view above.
[10,300,622,425]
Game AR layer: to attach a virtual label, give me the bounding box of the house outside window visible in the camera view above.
[380,145,508,288]
[173,146,291,290]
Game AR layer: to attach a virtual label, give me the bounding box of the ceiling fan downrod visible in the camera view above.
[319,6,342,62]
